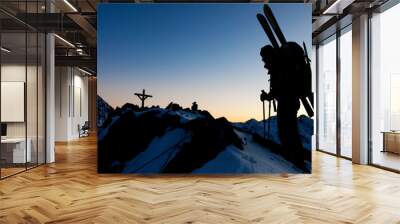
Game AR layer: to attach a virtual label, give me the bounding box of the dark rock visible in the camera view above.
[166,102,182,110]
[98,109,181,173]
[198,110,214,120]
[162,117,243,173]
[121,103,141,112]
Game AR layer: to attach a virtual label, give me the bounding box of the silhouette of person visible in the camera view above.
[260,43,306,170]
[191,101,198,111]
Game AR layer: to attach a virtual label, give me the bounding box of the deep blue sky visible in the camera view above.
[98,4,311,122]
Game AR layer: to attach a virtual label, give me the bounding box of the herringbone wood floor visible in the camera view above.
[1,135,400,224]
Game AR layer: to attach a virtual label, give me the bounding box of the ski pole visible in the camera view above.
[268,100,271,139]
[262,100,266,139]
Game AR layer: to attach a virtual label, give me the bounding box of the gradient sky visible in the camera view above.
[98,3,311,122]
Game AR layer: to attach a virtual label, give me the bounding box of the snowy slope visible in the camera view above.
[98,101,312,174]
[194,130,301,174]
[123,128,190,173]
[121,128,301,174]
[233,115,313,151]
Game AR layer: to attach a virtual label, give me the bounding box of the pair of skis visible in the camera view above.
[257,5,286,49]
[257,4,314,119]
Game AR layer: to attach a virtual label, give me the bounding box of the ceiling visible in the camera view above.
[0,0,393,75]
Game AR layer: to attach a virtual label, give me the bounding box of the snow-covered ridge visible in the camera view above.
[98,101,312,174]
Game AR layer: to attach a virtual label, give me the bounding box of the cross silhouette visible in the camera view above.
[134,89,152,109]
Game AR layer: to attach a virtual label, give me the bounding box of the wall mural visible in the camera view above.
[97,3,313,174]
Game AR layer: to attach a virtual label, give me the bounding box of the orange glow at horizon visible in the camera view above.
[100,89,308,123]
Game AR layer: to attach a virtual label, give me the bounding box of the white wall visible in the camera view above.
[1,65,39,137]
[1,63,47,164]
[1,65,27,140]
[1,82,25,122]
[55,67,89,141]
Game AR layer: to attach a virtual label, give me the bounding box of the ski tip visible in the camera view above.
[256,13,267,24]
[263,4,272,14]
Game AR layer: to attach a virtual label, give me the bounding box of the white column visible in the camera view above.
[46,33,55,163]
[352,14,369,164]
[55,67,73,141]
[45,0,55,163]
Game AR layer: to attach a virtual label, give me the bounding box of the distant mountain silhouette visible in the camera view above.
[97,95,114,128]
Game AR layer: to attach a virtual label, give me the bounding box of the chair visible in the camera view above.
[78,121,90,138]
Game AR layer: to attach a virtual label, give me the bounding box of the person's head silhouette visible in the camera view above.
[260,45,276,70]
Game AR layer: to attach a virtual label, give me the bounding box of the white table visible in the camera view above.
[1,138,32,163]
